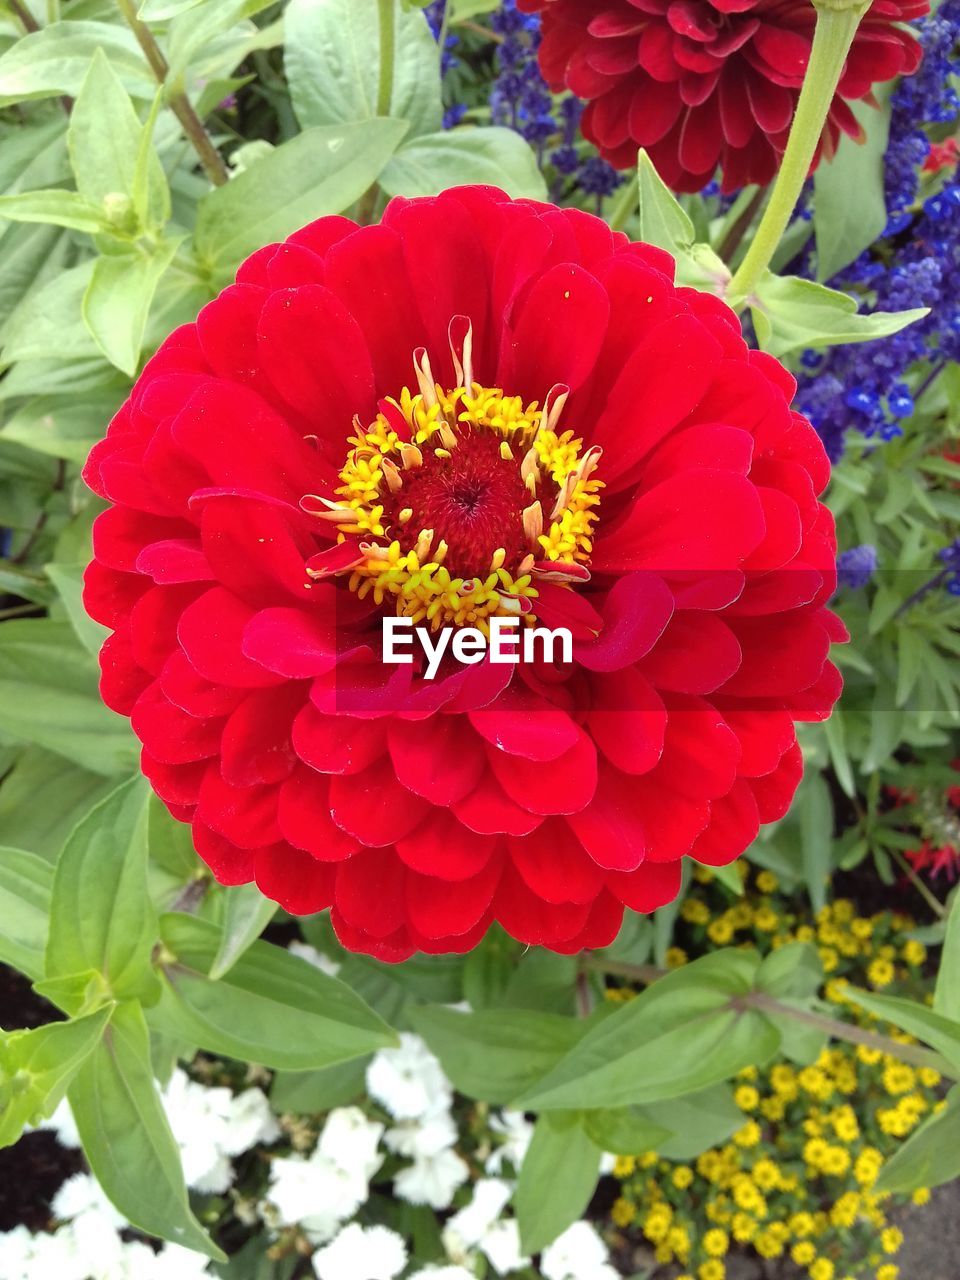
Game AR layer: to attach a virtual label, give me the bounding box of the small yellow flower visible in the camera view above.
[698,1262,725,1280]
[912,1187,931,1206]
[868,957,895,988]
[611,1197,636,1227]
[791,1242,816,1266]
[918,1067,942,1089]
[734,1120,761,1147]
[829,1192,860,1228]
[881,1227,904,1254]
[809,1259,835,1280]
[789,1212,815,1238]
[708,917,735,945]
[756,870,779,893]
[612,1155,636,1178]
[681,898,710,925]
[731,1213,757,1243]
[703,1228,729,1258]
[876,1266,899,1280]
[760,1096,785,1123]
[672,1165,694,1189]
[902,938,926,966]
[754,1230,784,1259]
[754,906,779,932]
[857,1044,883,1066]
[751,1157,780,1191]
[882,1063,916,1096]
[734,1085,760,1112]
[666,946,688,969]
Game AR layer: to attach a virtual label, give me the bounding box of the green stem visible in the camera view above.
[581,956,954,1076]
[727,1,869,306]
[607,175,637,232]
[376,0,397,118]
[116,0,229,187]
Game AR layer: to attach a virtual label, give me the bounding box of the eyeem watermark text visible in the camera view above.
[383,616,573,680]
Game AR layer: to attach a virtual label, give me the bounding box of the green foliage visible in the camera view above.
[0,846,52,979]
[514,1113,602,1254]
[813,90,892,281]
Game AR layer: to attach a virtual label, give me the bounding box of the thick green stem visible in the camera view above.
[376,0,397,118]
[581,956,954,1076]
[727,1,869,305]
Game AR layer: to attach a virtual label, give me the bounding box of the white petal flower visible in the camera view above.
[312,1223,407,1280]
[485,1110,534,1175]
[540,1222,618,1280]
[317,1107,384,1179]
[408,1268,477,1280]
[36,1097,81,1149]
[384,1105,458,1160]
[394,1147,469,1210]
[366,1033,450,1121]
[221,1087,281,1156]
[443,1178,512,1252]
[479,1218,527,1275]
[52,1174,126,1229]
[149,1241,214,1279]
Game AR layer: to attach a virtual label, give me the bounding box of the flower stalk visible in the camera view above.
[727,0,871,305]
[116,0,229,187]
[376,0,398,118]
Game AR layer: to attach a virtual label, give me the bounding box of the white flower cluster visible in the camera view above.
[0,1174,210,1280]
[10,1005,620,1280]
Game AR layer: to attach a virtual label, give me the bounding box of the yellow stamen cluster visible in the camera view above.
[321,372,602,634]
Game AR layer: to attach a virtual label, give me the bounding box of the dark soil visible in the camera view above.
[0,964,81,1231]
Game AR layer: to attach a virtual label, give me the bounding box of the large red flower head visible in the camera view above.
[517,0,926,192]
[84,186,843,962]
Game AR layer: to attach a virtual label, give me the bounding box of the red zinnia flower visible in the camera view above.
[84,186,843,961]
[517,0,927,192]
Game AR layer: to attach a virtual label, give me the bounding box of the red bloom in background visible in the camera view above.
[84,187,843,961]
[517,0,926,192]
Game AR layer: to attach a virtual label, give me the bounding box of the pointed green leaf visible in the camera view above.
[874,1087,960,1194]
[380,127,546,199]
[0,846,53,980]
[46,777,159,1009]
[935,901,960,1023]
[68,1001,224,1259]
[750,271,928,358]
[0,23,154,107]
[150,913,396,1070]
[285,0,441,137]
[193,120,408,276]
[0,1006,112,1149]
[814,89,891,281]
[515,1113,602,1255]
[208,884,277,980]
[848,988,960,1068]
[637,148,694,255]
[82,238,181,376]
[0,189,106,233]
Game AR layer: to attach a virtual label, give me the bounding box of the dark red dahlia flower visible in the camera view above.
[84,186,843,961]
[517,0,927,192]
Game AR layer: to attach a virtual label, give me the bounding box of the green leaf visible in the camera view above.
[874,1087,960,1194]
[285,0,441,137]
[271,1058,370,1114]
[0,749,119,863]
[515,952,780,1111]
[797,770,834,913]
[936,900,960,1023]
[848,988,960,1067]
[138,0,206,18]
[449,0,499,15]
[193,120,408,277]
[46,777,159,1009]
[83,238,181,376]
[68,1001,224,1259]
[0,1006,111,1149]
[0,23,154,106]
[409,1004,583,1104]
[0,619,136,775]
[1,260,100,366]
[749,271,928,358]
[151,913,396,1070]
[814,90,891,282]
[637,149,693,256]
[0,846,53,980]
[0,189,106,233]
[147,794,202,881]
[581,1107,671,1156]
[45,562,109,656]
[208,885,277,980]
[756,942,823,1001]
[642,1084,744,1160]
[380,127,547,199]
[515,1113,602,1255]
[68,48,168,229]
